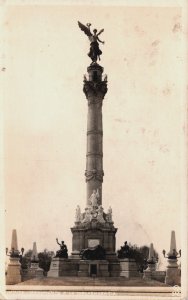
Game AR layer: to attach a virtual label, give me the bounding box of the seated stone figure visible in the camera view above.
[80,244,106,260]
[97,205,105,223]
[82,207,92,223]
[55,238,68,258]
[117,241,131,259]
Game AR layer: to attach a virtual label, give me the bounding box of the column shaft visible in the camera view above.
[83,64,107,206]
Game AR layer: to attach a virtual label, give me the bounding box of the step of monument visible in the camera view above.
[46,276,130,285]
[18,276,168,287]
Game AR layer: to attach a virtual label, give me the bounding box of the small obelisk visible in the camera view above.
[168,230,177,257]
[143,243,157,280]
[29,242,43,278]
[147,243,157,268]
[31,242,39,266]
[164,230,181,285]
[6,229,21,285]
[11,229,18,254]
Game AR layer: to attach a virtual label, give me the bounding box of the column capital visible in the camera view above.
[83,81,107,101]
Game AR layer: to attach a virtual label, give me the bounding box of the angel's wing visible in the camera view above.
[97,29,104,36]
[78,21,92,37]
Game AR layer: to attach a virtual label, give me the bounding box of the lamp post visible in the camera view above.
[6,247,24,259]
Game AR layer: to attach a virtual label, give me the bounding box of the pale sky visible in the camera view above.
[2,2,186,271]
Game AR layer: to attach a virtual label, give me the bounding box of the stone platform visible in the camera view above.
[5,284,179,300]
[16,276,169,286]
[48,256,141,278]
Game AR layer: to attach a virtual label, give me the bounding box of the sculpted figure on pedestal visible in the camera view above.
[89,189,99,207]
[75,205,81,222]
[107,206,113,222]
[78,21,105,63]
[55,239,68,258]
[82,207,92,223]
[80,245,106,260]
[97,205,105,223]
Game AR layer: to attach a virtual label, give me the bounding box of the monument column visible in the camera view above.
[83,63,107,205]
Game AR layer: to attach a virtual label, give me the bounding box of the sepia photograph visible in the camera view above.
[1,0,187,299]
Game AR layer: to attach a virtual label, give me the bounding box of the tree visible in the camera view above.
[117,242,158,273]
[38,249,54,276]
[20,249,32,269]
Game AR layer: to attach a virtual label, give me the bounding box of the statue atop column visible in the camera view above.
[78,21,105,63]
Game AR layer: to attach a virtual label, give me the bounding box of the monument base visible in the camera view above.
[152,271,166,283]
[48,258,78,277]
[143,263,156,280]
[48,258,112,277]
[143,269,152,280]
[48,257,142,279]
[6,258,21,285]
[165,259,180,286]
[108,261,121,277]
[78,260,109,277]
[119,259,140,278]
[30,263,44,278]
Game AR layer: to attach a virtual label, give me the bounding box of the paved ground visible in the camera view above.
[17,276,169,286]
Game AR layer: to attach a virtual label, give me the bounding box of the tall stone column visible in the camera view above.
[83,63,107,205]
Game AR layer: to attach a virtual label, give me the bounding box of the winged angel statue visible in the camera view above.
[78,21,105,63]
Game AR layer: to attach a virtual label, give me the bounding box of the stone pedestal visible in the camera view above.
[165,258,180,286]
[109,261,121,277]
[78,260,109,277]
[152,271,166,283]
[48,258,78,277]
[71,221,117,260]
[29,262,44,278]
[78,260,89,277]
[119,259,139,278]
[97,260,109,277]
[143,269,152,280]
[48,258,63,277]
[6,258,21,285]
[143,262,157,280]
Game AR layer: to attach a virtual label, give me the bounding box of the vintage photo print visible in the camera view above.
[0,0,187,299]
